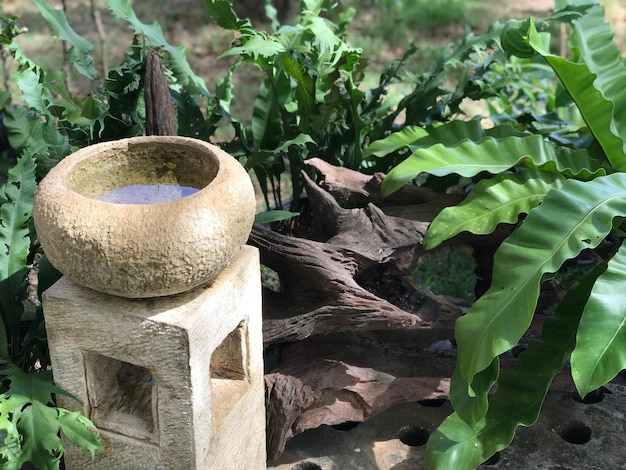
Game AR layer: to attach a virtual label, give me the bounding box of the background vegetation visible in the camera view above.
[7,0,625,131]
[1,0,626,468]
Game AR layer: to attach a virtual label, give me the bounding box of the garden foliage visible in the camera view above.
[371,0,626,468]
[2,0,623,468]
[0,361,103,470]
[202,0,515,210]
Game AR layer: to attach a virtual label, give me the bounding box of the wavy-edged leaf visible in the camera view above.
[449,358,499,426]
[0,361,96,469]
[203,0,254,34]
[0,155,36,359]
[453,172,626,423]
[365,121,524,167]
[57,409,103,458]
[222,36,286,60]
[364,126,428,158]
[572,241,626,396]
[275,133,315,153]
[0,395,21,463]
[416,119,487,149]
[427,263,602,469]
[383,133,604,196]
[251,76,288,150]
[246,133,315,170]
[527,5,626,170]
[424,168,567,249]
[13,401,63,470]
[32,0,97,79]
[15,70,49,117]
[108,0,209,96]
[281,53,315,133]
[3,108,50,157]
[171,88,211,141]
[255,210,299,224]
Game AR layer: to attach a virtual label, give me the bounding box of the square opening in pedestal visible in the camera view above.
[210,319,250,426]
[84,353,158,443]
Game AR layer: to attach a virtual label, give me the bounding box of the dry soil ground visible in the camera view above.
[4,0,624,109]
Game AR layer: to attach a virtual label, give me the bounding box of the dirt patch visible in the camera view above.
[1,1,624,121]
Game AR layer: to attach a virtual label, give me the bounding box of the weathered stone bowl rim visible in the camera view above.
[57,136,221,209]
[33,135,257,298]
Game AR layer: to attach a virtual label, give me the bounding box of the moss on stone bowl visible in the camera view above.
[33,136,256,298]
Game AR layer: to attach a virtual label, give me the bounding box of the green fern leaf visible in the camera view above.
[3,108,48,157]
[364,126,428,158]
[32,0,97,80]
[57,410,104,458]
[15,70,49,117]
[0,362,100,468]
[108,0,209,96]
[427,263,602,468]
[453,173,626,423]
[0,155,36,359]
[281,53,315,133]
[13,401,63,470]
[527,4,626,170]
[382,133,604,196]
[172,89,211,140]
[571,241,626,396]
[251,77,288,150]
[222,36,286,60]
[424,168,567,249]
[203,0,254,34]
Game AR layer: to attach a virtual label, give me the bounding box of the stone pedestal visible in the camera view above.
[42,246,265,470]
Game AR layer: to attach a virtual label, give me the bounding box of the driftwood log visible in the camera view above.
[249,172,460,344]
[248,161,473,460]
[139,52,465,460]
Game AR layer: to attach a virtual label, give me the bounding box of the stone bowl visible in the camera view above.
[33,136,256,298]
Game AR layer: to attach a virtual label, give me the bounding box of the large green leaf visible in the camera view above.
[449,359,499,427]
[0,155,36,359]
[254,210,299,224]
[222,36,286,60]
[382,133,603,196]
[281,53,316,134]
[57,409,103,458]
[171,89,210,140]
[364,125,428,158]
[31,0,97,80]
[0,362,100,468]
[426,262,602,469]
[424,168,567,249]
[108,0,209,96]
[571,241,626,396]
[251,76,288,150]
[15,70,49,117]
[3,108,49,156]
[3,107,71,179]
[203,0,253,33]
[12,400,63,470]
[366,120,529,173]
[453,172,626,424]
[526,5,626,170]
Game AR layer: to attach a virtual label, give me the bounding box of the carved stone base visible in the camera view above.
[42,246,265,470]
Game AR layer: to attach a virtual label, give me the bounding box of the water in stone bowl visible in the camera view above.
[33,136,256,298]
[95,184,199,204]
